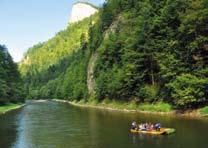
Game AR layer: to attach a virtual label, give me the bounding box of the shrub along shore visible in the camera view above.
[53,99,208,118]
[200,106,208,117]
[0,104,24,114]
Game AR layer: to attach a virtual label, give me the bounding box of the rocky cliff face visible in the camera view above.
[69,2,98,24]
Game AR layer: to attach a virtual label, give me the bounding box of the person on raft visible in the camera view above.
[155,123,161,131]
[131,121,137,130]
[131,122,161,131]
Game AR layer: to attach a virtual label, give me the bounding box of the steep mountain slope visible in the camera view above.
[20,18,93,75]
[90,0,208,108]
[19,3,99,100]
[20,0,208,109]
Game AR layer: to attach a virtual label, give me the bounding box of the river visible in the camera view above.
[0,101,207,148]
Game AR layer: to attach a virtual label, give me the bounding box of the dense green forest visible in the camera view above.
[19,15,97,100]
[0,45,24,105]
[20,0,208,109]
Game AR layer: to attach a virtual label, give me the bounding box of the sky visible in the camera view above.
[0,0,105,62]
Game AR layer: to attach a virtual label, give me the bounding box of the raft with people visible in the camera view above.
[130,122,175,135]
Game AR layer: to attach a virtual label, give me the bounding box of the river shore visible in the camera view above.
[52,99,207,119]
[0,104,25,114]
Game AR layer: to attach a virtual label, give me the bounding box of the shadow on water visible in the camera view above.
[0,108,22,148]
[1,100,208,148]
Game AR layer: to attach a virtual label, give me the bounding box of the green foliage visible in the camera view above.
[20,15,96,100]
[92,0,208,109]
[166,74,208,108]
[200,106,208,116]
[62,51,89,101]
[95,66,126,100]
[24,49,90,101]
[76,99,172,112]
[138,85,160,102]
[19,16,95,75]
[20,0,208,110]
[0,45,24,104]
[138,102,172,112]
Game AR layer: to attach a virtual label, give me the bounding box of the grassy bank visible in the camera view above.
[66,99,173,113]
[138,103,172,112]
[53,99,208,118]
[200,106,208,116]
[0,103,23,114]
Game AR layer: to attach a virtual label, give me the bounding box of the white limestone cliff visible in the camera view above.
[69,2,98,24]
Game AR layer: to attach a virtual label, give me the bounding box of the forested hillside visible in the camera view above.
[19,14,98,100]
[20,0,208,109]
[0,45,24,104]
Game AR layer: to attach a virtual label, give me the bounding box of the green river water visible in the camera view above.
[0,101,207,148]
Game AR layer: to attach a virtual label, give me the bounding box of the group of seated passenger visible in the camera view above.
[131,121,161,131]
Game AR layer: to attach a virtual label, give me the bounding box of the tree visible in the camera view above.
[0,45,24,104]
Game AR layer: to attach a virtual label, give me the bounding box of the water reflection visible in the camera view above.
[0,109,21,148]
[1,101,207,148]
